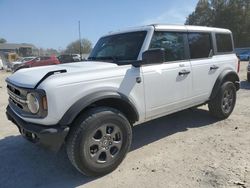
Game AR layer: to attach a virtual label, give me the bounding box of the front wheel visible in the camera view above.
[247,73,250,82]
[208,81,236,119]
[66,107,132,177]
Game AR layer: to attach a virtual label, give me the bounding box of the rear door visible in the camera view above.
[142,31,192,120]
[188,32,218,102]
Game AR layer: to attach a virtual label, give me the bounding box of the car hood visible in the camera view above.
[6,61,118,88]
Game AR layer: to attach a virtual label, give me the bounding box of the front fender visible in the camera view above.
[59,90,139,126]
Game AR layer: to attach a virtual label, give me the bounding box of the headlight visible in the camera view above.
[27,93,39,114]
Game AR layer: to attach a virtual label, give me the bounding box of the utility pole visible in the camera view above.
[78,20,82,60]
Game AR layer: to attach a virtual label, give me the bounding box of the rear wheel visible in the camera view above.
[247,73,250,82]
[66,107,132,177]
[208,81,236,119]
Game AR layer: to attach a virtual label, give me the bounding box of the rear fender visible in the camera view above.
[210,70,240,100]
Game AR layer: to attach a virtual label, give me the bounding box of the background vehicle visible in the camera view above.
[57,54,81,64]
[0,53,9,71]
[72,54,81,61]
[0,56,3,69]
[11,57,36,71]
[235,48,249,55]
[248,61,250,82]
[238,51,250,61]
[15,56,60,71]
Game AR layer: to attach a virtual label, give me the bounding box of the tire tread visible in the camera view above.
[66,107,132,176]
[208,81,236,119]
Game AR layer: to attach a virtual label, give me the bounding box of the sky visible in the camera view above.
[0,0,198,50]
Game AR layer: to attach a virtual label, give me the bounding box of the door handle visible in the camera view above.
[179,69,190,76]
[210,65,219,70]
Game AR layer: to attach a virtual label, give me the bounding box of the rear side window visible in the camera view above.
[216,33,233,53]
[188,33,213,59]
[40,57,50,60]
[149,32,186,62]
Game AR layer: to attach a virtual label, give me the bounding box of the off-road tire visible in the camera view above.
[208,81,236,119]
[66,107,132,177]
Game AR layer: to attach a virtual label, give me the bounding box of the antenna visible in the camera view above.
[78,21,82,60]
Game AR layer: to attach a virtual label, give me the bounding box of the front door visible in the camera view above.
[142,31,192,120]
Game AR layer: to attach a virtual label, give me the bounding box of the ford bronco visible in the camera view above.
[6,24,240,176]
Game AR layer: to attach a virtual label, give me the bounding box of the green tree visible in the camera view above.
[0,38,7,43]
[45,48,59,56]
[65,38,92,54]
[185,0,213,26]
[185,0,250,47]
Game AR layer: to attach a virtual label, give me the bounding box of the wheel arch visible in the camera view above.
[59,91,139,126]
[210,70,240,100]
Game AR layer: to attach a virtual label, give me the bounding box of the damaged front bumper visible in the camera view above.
[6,105,69,151]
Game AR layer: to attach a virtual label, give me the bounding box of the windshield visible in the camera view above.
[22,57,35,62]
[88,31,147,64]
[16,58,24,62]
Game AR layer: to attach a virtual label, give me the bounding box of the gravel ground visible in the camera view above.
[0,62,249,188]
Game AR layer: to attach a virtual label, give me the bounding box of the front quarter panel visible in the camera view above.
[21,65,145,126]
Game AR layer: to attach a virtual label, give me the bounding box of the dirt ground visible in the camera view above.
[0,62,250,188]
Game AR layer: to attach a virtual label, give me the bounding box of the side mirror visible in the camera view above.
[142,48,165,65]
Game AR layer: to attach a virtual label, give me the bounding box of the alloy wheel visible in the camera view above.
[88,123,123,164]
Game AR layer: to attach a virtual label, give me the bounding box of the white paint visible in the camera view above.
[6,25,238,126]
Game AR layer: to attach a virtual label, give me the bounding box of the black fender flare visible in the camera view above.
[210,70,240,100]
[59,90,139,126]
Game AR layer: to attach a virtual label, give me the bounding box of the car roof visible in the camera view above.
[154,24,231,33]
[105,24,231,37]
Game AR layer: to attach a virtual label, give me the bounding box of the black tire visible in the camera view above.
[208,81,236,119]
[247,73,250,82]
[66,107,132,177]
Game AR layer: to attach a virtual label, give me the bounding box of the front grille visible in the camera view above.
[7,85,21,95]
[7,84,29,112]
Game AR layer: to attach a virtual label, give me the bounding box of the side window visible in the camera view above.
[188,33,212,59]
[216,33,233,53]
[39,57,50,61]
[149,32,186,62]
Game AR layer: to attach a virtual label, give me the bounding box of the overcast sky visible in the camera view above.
[0,0,197,49]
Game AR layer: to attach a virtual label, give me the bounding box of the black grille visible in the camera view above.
[7,85,21,96]
[7,84,28,111]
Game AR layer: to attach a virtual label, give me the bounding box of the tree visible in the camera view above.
[65,38,92,54]
[36,48,59,56]
[0,38,7,43]
[185,0,250,47]
[185,0,213,26]
[45,48,59,56]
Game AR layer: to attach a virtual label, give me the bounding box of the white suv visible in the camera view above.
[6,24,240,176]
